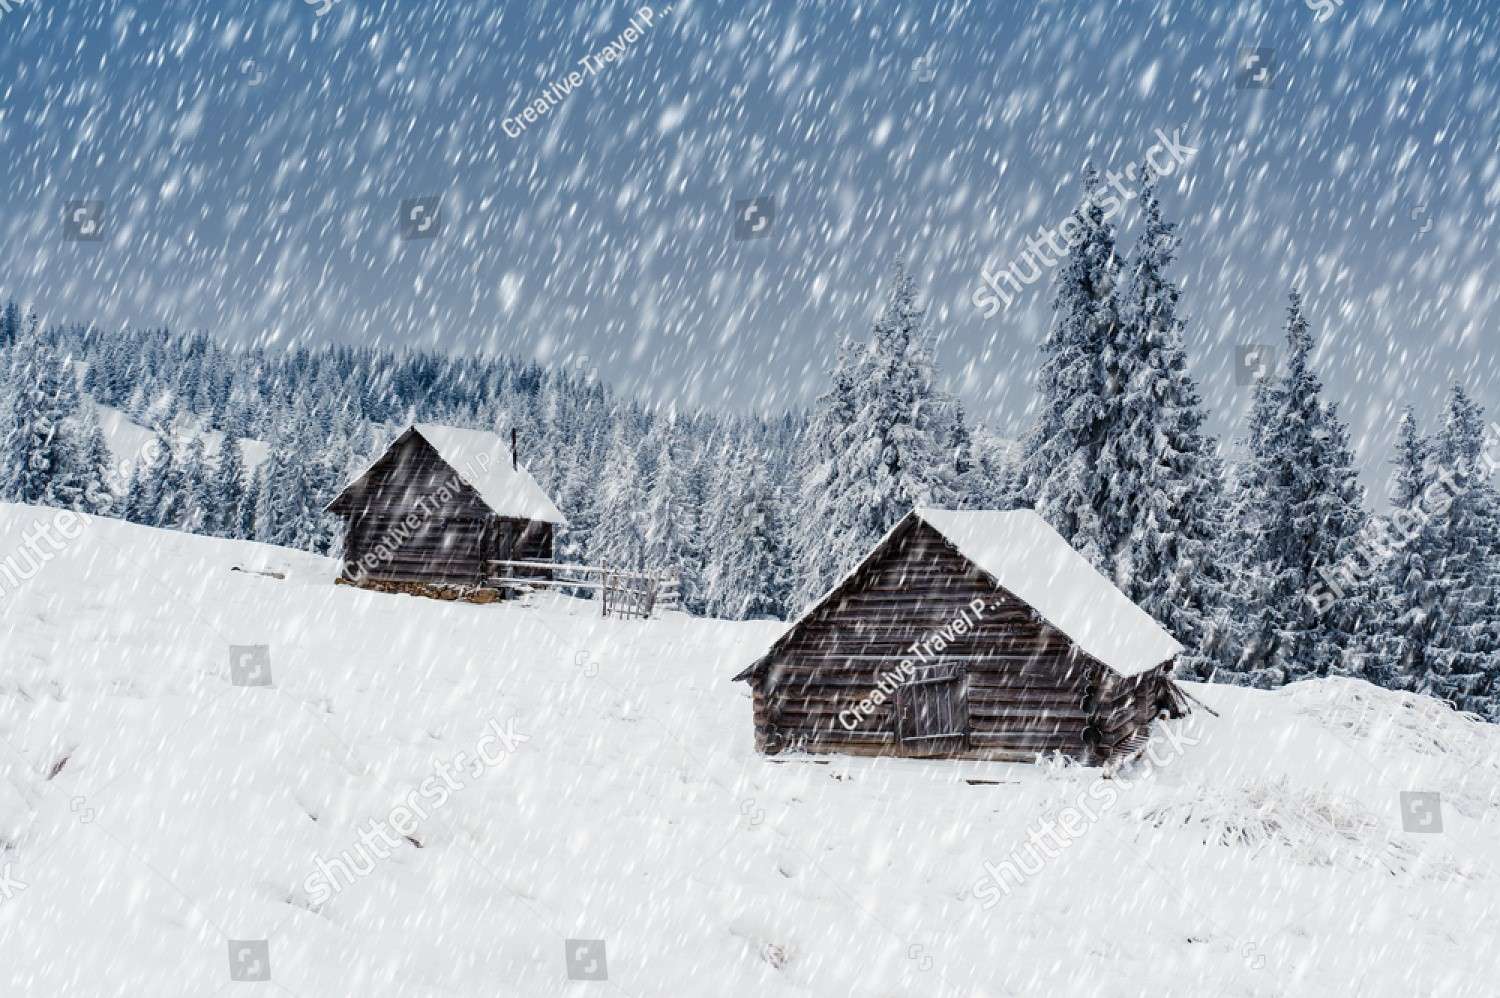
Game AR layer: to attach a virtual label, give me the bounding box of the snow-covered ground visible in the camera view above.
[1,503,1497,996]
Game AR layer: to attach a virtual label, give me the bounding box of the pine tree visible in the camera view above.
[678,434,715,614]
[1358,409,1441,689]
[49,399,115,515]
[255,399,324,550]
[1227,291,1369,686]
[556,437,603,568]
[0,301,22,349]
[939,397,978,506]
[1106,171,1234,679]
[1420,386,1500,718]
[254,440,292,544]
[792,264,957,610]
[177,434,215,534]
[124,425,175,526]
[238,464,262,540]
[792,337,863,609]
[642,418,702,609]
[703,443,790,619]
[1019,165,1120,570]
[973,428,1022,508]
[848,262,956,527]
[154,433,192,530]
[591,416,648,570]
[76,402,116,516]
[1,331,74,506]
[213,434,249,538]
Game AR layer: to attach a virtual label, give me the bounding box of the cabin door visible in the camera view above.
[895,664,968,757]
[479,519,518,587]
[492,521,516,565]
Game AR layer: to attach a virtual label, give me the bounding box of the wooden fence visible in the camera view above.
[486,559,681,619]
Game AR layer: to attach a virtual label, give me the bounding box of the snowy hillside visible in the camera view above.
[95,403,269,491]
[1,504,1496,996]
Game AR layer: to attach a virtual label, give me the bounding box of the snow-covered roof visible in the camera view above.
[409,424,567,525]
[745,507,1181,681]
[913,508,1182,677]
[328,424,566,525]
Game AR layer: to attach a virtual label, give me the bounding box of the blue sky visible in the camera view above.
[3,0,1497,496]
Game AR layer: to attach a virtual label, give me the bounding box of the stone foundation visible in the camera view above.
[335,576,503,605]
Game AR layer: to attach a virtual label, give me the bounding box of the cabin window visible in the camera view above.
[895,663,968,754]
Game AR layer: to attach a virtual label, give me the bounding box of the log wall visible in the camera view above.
[749,518,1174,764]
[329,432,554,587]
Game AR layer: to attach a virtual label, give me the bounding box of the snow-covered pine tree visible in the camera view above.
[1226,291,1369,686]
[46,395,115,515]
[1357,408,1440,690]
[1105,170,1235,679]
[703,442,790,619]
[238,463,262,541]
[0,326,72,505]
[555,436,603,568]
[791,336,862,609]
[642,417,702,609]
[847,262,956,527]
[699,434,744,611]
[1019,165,1120,570]
[176,434,214,533]
[36,351,91,511]
[678,430,716,614]
[792,264,957,610]
[299,406,355,553]
[938,396,978,507]
[72,401,116,516]
[123,424,175,526]
[255,413,310,548]
[213,433,249,538]
[154,432,193,530]
[0,300,22,349]
[591,415,648,571]
[972,428,1022,508]
[1420,386,1500,719]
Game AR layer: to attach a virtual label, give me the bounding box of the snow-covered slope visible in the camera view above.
[96,404,270,490]
[0,504,1496,996]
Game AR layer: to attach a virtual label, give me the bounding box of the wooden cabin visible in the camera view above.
[325,424,567,591]
[733,508,1188,764]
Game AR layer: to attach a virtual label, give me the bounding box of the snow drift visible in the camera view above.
[0,504,1496,996]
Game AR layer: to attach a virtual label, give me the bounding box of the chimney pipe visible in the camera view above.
[511,428,518,470]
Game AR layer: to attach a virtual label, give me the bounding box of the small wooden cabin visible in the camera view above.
[734,508,1188,764]
[325,424,567,590]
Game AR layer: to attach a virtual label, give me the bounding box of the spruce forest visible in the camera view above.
[3,171,1497,721]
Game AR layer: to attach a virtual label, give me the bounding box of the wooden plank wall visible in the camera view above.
[754,518,1168,763]
[333,433,552,587]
